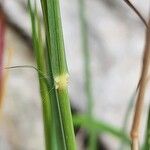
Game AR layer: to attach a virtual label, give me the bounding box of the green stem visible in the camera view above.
[88,130,98,150]
[28,2,53,149]
[40,0,76,149]
[57,88,76,149]
[40,4,63,149]
[79,0,96,149]
[79,0,93,117]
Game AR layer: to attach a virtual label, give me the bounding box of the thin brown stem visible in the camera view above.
[123,0,148,28]
[130,19,150,150]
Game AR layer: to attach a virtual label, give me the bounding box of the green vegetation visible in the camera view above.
[26,0,150,150]
[28,0,76,149]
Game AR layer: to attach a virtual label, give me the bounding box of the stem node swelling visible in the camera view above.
[131,130,139,149]
[55,73,69,90]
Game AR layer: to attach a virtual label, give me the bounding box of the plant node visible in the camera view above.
[131,130,139,150]
[55,73,69,90]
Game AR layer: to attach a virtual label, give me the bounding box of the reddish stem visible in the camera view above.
[0,8,6,100]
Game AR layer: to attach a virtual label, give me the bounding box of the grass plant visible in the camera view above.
[123,1,150,150]
[1,0,150,149]
[78,0,97,149]
[73,114,130,144]
[78,0,132,149]
[26,0,150,150]
[131,20,150,150]
[28,0,76,150]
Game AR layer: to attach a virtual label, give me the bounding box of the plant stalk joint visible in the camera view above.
[55,73,69,90]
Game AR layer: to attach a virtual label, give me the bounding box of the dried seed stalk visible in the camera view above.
[131,19,150,150]
[123,1,150,149]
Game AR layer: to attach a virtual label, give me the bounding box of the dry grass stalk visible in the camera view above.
[131,18,150,150]
[123,1,150,149]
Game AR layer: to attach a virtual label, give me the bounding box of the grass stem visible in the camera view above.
[131,18,150,150]
[78,0,97,149]
[29,0,76,149]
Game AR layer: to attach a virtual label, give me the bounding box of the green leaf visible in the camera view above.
[73,115,130,144]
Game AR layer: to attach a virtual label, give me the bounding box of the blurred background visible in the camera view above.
[0,0,150,149]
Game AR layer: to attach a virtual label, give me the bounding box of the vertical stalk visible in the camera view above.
[131,19,150,150]
[78,0,97,149]
[28,3,53,149]
[79,0,93,117]
[119,91,136,150]
[123,1,150,149]
[40,0,76,149]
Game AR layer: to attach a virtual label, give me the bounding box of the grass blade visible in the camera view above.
[78,0,97,149]
[79,0,93,119]
[73,115,130,144]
